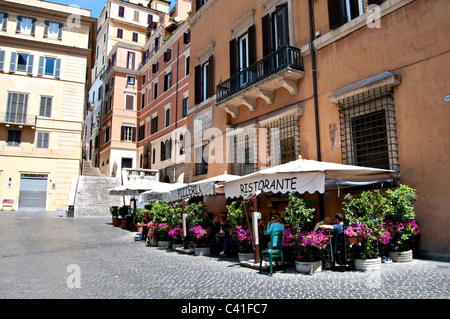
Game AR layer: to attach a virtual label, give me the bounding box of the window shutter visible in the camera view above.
[119,6,124,17]
[208,55,214,98]
[121,126,125,141]
[327,0,347,29]
[44,21,49,37]
[1,13,8,31]
[58,23,63,40]
[132,127,136,142]
[248,24,257,66]
[195,65,201,104]
[262,14,273,57]
[38,56,45,76]
[30,18,36,35]
[9,52,17,73]
[0,50,5,71]
[275,3,289,47]
[27,54,33,75]
[54,58,61,78]
[160,141,165,161]
[368,0,384,4]
[229,38,238,77]
[16,16,21,33]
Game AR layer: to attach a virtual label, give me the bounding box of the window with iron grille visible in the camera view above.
[339,86,399,171]
[265,115,300,166]
[230,129,257,176]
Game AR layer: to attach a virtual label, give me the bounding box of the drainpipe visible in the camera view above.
[308,0,324,220]
[173,41,180,183]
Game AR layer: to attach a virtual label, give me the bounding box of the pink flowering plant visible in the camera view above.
[168,226,183,244]
[295,231,328,262]
[383,185,420,252]
[188,225,211,247]
[343,190,390,259]
[155,222,170,241]
[233,226,252,253]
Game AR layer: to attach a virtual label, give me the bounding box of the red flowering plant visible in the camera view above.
[295,231,328,262]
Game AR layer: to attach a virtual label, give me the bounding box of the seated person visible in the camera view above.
[314,216,333,232]
[319,213,345,269]
[265,213,285,248]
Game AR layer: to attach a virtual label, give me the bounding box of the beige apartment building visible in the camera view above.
[0,0,96,211]
[186,0,450,256]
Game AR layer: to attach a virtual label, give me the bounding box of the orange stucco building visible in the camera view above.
[186,0,450,257]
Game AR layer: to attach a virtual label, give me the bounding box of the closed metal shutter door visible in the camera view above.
[18,174,47,211]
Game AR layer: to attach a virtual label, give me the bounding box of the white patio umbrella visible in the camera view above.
[224,158,397,199]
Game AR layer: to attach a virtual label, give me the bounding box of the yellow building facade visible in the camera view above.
[0,0,96,211]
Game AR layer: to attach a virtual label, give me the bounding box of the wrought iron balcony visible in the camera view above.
[0,112,36,127]
[216,46,304,118]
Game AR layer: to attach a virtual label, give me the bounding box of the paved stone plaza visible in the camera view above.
[0,211,449,300]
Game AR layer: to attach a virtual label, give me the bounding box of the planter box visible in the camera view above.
[355,257,381,272]
[295,260,322,274]
[158,241,172,249]
[120,219,127,228]
[112,217,119,227]
[388,250,413,263]
[194,247,210,256]
[348,236,363,244]
[238,252,254,262]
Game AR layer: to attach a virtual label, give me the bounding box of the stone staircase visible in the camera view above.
[82,160,104,177]
[74,176,123,217]
[73,161,123,217]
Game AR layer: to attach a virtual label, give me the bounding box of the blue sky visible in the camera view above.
[47,0,176,18]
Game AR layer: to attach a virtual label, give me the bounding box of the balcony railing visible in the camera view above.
[217,46,303,103]
[0,112,36,126]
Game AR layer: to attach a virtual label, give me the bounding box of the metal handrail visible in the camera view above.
[216,45,303,103]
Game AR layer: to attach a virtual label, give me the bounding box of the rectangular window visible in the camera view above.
[194,144,208,176]
[230,129,257,176]
[141,93,146,109]
[118,6,125,18]
[195,55,214,104]
[0,12,8,31]
[121,126,136,142]
[139,124,145,141]
[339,86,398,171]
[36,132,50,149]
[125,94,134,110]
[151,115,158,134]
[18,16,34,35]
[127,52,135,69]
[16,53,29,72]
[6,92,29,124]
[182,97,188,118]
[39,96,52,117]
[105,126,111,143]
[44,57,55,76]
[134,10,139,21]
[165,107,170,127]
[153,82,158,100]
[7,130,21,147]
[185,56,190,76]
[266,115,300,167]
[164,72,172,91]
[117,28,123,39]
[132,32,139,42]
[127,76,136,86]
[45,21,62,39]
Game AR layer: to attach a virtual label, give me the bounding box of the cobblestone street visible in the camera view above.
[1,211,449,303]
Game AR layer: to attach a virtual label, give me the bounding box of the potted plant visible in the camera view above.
[169,226,183,249]
[118,206,129,228]
[234,226,254,261]
[294,230,328,274]
[110,206,119,226]
[189,225,211,255]
[343,190,389,271]
[284,194,317,261]
[384,185,420,262]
